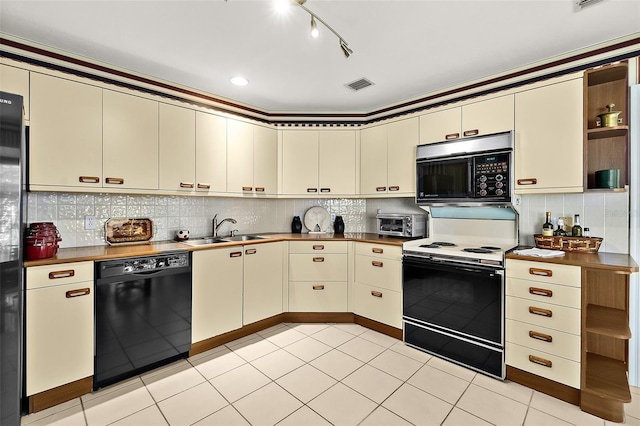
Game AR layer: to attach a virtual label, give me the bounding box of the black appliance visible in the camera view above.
[0,91,25,426]
[94,252,192,390]
[416,132,513,206]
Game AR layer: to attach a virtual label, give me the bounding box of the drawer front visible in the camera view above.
[289,241,348,254]
[506,259,580,287]
[355,243,402,261]
[289,253,347,282]
[506,277,581,309]
[355,254,401,291]
[506,319,580,361]
[506,342,580,388]
[352,282,402,328]
[289,282,347,312]
[26,261,94,289]
[506,296,580,335]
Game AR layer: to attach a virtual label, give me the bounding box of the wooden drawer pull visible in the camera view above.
[372,247,384,254]
[529,355,552,368]
[529,331,553,343]
[463,129,479,137]
[529,287,553,297]
[255,187,265,192]
[180,182,194,188]
[105,177,124,185]
[49,270,75,279]
[372,261,384,268]
[313,284,325,290]
[197,183,210,189]
[320,188,331,193]
[242,186,253,192]
[371,291,383,298]
[230,251,242,258]
[517,178,538,186]
[313,257,325,262]
[388,186,400,191]
[307,188,318,193]
[445,133,460,140]
[79,176,100,184]
[66,288,90,298]
[529,306,553,317]
[529,268,552,277]
[245,248,257,255]
[313,245,324,250]
[376,186,387,192]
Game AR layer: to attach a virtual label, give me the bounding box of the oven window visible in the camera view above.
[379,218,404,233]
[417,158,471,199]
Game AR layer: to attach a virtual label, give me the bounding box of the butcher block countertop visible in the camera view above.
[506,247,638,273]
[23,233,410,267]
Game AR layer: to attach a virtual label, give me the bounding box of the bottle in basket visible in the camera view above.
[572,214,583,237]
[542,212,554,236]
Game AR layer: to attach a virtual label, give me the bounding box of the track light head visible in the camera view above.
[310,16,319,38]
[340,39,353,58]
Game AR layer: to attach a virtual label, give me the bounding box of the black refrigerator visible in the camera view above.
[0,91,25,426]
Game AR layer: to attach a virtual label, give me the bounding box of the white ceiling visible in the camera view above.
[1,0,639,114]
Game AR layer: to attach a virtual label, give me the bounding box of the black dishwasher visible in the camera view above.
[94,251,192,390]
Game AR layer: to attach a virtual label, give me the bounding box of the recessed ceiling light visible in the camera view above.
[230,76,249,86]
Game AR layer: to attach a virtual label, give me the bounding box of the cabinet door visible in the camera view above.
[282,130,319,195]
[159,103,195,192]
[243,242,283,325]
[462,94,514,137]
[360,125,388,195]
[0,64,30,119]
[30,73,102,188]
[515,78,583,194]
[227,119,254,194]
[318,130,356,195]
[103,90,159,190]
[419,107,461,144]
[192,247,243,342]
[253,125,277,195]
[387,117,418,195]
[195,112,226,193]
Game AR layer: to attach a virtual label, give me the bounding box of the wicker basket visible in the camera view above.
[534,234,602,253]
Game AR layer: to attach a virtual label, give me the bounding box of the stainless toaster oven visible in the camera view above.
[376,213,427,238]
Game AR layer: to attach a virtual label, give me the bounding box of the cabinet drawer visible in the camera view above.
[506,296,580,335]
[289,282,347,312]
[355,255,401,291]
[506,319,580,362]
[355,243,402,260]
[506,342,580,389]
[506,277,581,309]
[352,282,402,329]
[289,253,347,281]
[26,261,94,289]
[506,259,580,287]
[289,241,348,254]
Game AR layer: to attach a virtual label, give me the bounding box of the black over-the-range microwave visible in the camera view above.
[416,131,514,206]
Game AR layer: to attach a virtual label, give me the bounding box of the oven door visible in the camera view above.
[416,156,473,203]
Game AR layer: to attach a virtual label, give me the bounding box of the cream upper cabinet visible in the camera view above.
[282,130,319,195]
[419,95,514,144]
[227,120,277,195]
[253,125,277,195]
[318,130,357,195]
[514,78,583,194]
[243,242,284,325]
[29,73,103,189]
[159,103,196,192]
[0,63,30,119]
[103,89,159,190]
[360,125,387,195]
[195,111,227,193]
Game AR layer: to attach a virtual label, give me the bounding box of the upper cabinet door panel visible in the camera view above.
[253,125,277,195]
[387,117,418,195]
[159,103,195,192]
[30,73,103,188]
[419,107,461,144]
[360,125,388,195]
[282,130,319,195]
[318,130,356,195]
[227,119,254,194]
[0,64,30,119]
[195,112,226,193]
[462,94,514,137]
[103,90,159,190]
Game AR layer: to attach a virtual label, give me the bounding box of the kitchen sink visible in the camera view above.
[221,235,266,242]
[181,237,227,246]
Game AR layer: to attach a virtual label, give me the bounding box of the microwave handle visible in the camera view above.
[468,160,474,196]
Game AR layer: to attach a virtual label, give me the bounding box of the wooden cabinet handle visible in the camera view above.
[463,129,479,137]
[230,251,242,258]
[388,186,400,191]
[372,261,384,267]
[79,176,100,184]
[372,247,383,254]
[49,270,75,279]
[313,284,325,290]
[313,257,325,262]
[66,288,90,298]
[105,177,124,185]
[320,188,331,193]
[255,187,265,192]
[313,245,324,250]
[180,182,194,188]
[529,331,553,343]
[517,178,538,186]
[245,248,257,255]
[528,355,552,368]
[529,306,553,317]
[197,183,210,189]
[371,291,383,298]
[376,186,387,192]
[529,268,552,277]
[445,133,460,140]
[529,287,553,297]
[307,188,318,193]
[242,186,253,192]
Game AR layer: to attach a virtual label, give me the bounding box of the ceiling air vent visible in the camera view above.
[346,77,374,91]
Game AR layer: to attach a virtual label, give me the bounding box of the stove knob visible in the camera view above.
[479,189,487,197]
[495,189,504,196]
[495,174,504,182]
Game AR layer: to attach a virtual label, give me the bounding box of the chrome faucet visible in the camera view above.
[212,214,238,237]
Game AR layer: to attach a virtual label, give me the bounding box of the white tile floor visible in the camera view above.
[21,323,640,426]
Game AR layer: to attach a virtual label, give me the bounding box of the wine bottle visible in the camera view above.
[554,218,566,236]
[572,214,583,237]
[542,211,554,236]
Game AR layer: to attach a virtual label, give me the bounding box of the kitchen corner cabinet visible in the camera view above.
[29,73,103,189]
[196,111,227,193]
[103,90,159,190]
[0,63,30,119]
[514,77,583,194]
[159,103,196,193]
[419,94,514,144]
[25,262,94,396]
[360,117,418,196]
[243,242,284,325]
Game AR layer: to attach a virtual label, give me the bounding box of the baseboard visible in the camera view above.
[28,376,93,413]
[506,365,580,406]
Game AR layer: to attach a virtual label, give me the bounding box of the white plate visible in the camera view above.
[304,206,330,233]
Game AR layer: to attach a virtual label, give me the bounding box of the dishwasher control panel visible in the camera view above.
[98,252,190,277]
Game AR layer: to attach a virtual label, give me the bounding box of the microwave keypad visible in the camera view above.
[474,156,509,198]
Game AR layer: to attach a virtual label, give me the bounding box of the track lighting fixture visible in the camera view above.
[290,0,353,58]
[340,39,353,58]
[310,16,319,38]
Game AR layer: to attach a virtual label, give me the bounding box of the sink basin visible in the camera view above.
[221,235,265,242]
[181,237,227,246]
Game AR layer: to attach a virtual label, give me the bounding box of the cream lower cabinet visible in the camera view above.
[505,259,582,388]
[243,242,284,325]
[192,247,244,343]
[0,63,30,119]
[289,241,348,311]
[26,262,94,396]
[352,243,402,328]
[159,103,196,193]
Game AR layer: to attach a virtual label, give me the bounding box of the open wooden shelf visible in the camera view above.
[586,126,628,140]
[584,353,631,403]
[585,304,631,339]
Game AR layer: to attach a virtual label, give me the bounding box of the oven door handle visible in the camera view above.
[403,256,502,276]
